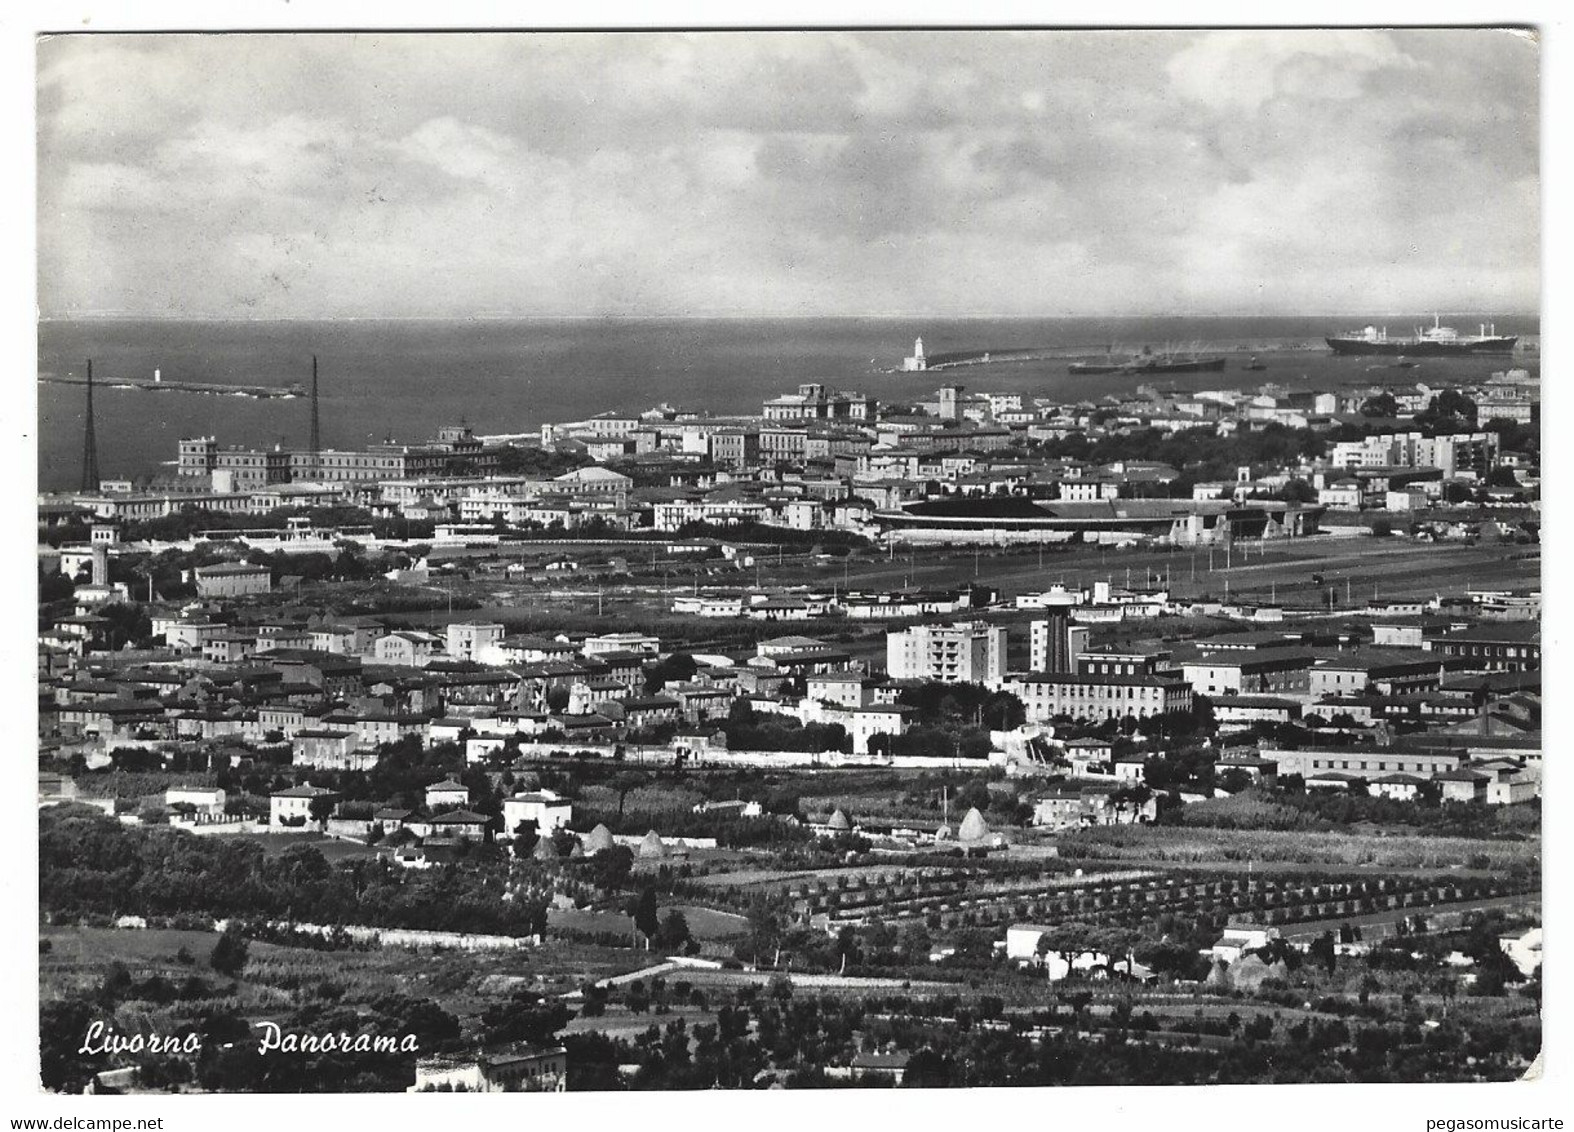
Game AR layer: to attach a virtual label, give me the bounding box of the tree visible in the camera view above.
[1277,479,1317,504]
[655,910,692,952]
[767,974,794,1003]
[903,1048,951,1088]
[592,845,635,894]
[1416,390,1478,432]
[376,995,462,1051]
[632,887,660,944]
[209,927,249,978]
[1217,768,1254,795]
[1091,925,1140,977]
[611,772,647,822]
[1309,931,1337,975]
[40,997,100,1093]
[1036,922,1098,977]
[644,653,698,694]
[512,819,540,859]
[625,980,650,1015]
[1360,393,1399,418]
[480,990,569,1046]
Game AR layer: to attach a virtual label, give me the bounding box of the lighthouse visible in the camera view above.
[902,336,928,372]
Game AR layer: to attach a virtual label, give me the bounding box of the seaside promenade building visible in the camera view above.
[178,425,504,486]
[762,383,875,422]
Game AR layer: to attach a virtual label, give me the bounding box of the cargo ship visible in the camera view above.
[1068,344,1226,375]
[1124,345,1227,374]
[1325,315,1518,356]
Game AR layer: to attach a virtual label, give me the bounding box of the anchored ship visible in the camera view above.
[1326,315,1518,356]
[1124,345,1227,374]
[1068,348,1126,375]
[1067,343,1226,375]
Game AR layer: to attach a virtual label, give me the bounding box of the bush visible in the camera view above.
[209,928,249,978]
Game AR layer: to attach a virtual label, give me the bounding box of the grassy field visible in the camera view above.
[42,925,223,969]
[221,832,381,860]
[666,905,751,939]
[39,924,649,1017]
[548,907,635,937]
[1057,824,1540,870]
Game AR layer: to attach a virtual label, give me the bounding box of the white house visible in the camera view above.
[269,785,336,830]
[582,632,661,657]
[502,789,574,836]
[1112,753,1148,783]
[1207,923,1278,963]
[374,630,441,666]
[1370,773,1426,801]
[1003,923,1147,980]
[447,621,505,662]
[425,779,471,810]
[165,785,226,815]
[466,736,510,764]
[1499,927,1542,978]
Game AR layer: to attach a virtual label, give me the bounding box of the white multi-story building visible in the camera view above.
[447,621,505,662]
[1002,672,1193,723]
[582,632,661,657]
[1329,431,1499,476]
[886,621,1006,686]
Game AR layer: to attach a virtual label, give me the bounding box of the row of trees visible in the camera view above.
[562,981,1539,1089]
[40,807,547,937]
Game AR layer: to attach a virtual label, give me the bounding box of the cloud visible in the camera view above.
[1165,29,1422,113]
[392,118,518,181]
[36,29,1539,318]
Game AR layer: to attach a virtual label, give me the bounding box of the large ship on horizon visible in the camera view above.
[1325,315,1518,356]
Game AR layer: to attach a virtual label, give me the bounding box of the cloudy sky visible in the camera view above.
[37,29,1538,319]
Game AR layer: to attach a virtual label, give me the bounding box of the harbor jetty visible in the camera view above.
[39,372,303,399]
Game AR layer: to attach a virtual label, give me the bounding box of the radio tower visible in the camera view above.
[80,359,100,492]
[309,355,321,476]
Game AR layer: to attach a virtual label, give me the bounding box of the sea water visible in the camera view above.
[36,315,1539,492]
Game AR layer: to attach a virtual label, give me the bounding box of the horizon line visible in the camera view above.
[38,310,1544,324]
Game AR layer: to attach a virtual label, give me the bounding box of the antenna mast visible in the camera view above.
[309,355,322,476]
[80,359,100,492]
